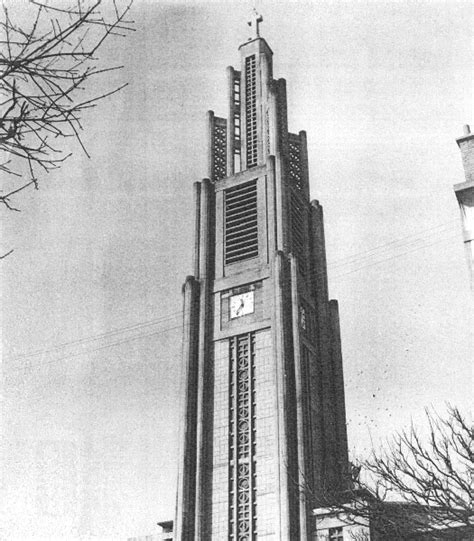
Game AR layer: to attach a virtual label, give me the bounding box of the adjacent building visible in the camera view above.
[454,124,474,289]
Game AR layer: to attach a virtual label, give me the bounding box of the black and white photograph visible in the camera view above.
[1,1,472,539]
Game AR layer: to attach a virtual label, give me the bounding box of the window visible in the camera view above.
[224,180,258,264]
[234,112,241,173]
[233,74,242,173]
[329,526,343,541]
[234,113,241,138]
[233,76,240,105]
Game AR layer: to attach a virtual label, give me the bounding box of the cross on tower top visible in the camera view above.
[248,9,263,39]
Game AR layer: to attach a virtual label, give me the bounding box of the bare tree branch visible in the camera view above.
[0,0,135,211]
[305,406,473,539]
[0,247,14,258]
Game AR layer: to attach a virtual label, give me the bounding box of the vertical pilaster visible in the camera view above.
[276,78,289,164]
[306,323,325,498]
[272,251,291,540]
[309,200,339,494]
[274,78,290,254]
[226,66,236,177]
[268,84,279,157]
[207,111,215,181]
[274,144,289,253]
[329,300,350,490]
[299,130,310,199]
[269,83,283,252]
[175,276,200,541]
[290,255,308,540]
[266,155,277,255]
[195,178,213,538]
[193,182,201,279]
[310,201,329,303]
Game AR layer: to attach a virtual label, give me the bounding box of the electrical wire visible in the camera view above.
[326,219,458,266]
[4,221,466,376]
[6,311,183,363]
[331,232,459,280]
[5,320,185,378]
[327,224,458,270]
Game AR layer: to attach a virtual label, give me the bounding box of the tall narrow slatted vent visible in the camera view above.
[245,55,258,168]
[291,191,307,276]
[233,73,241,172]
[291,192,305,255]
[214,117,227,181]
[289,135,303,191]
[225,181,258,265]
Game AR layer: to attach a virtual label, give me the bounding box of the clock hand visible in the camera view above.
[236,298,244,315]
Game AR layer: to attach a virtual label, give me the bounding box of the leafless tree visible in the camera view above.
[364,405,473,537]
[0,0,134,221]
[349,531,370,541]
[309,406,473,539]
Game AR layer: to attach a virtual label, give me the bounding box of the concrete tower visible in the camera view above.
[454,124,474,290]
[175,15,349,540]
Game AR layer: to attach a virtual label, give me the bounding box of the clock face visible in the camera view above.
[229,291,255,319]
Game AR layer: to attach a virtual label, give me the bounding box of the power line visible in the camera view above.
[331,232,459,280]
[327,219,457,264]
[7,353,183,407]
[328,227,455,269]
[6,310,183,363]
[5,221,464,371]
[6,231,464,379]
[5,320,185,378]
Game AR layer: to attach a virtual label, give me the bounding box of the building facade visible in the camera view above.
[454,124,474,289]
[313,507,370,541]
[175,16,349,540]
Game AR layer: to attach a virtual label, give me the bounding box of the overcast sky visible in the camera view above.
[1,1,472,538]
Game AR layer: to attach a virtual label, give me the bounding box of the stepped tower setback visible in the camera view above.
[175,14,349,540]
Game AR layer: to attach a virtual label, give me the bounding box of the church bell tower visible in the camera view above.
[175,13,349,540]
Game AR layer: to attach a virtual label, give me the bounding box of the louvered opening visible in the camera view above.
[233,72,242,173]
[291,191,306,276]
[213,118,227,181]
[225,181,258,265]
[289,136,303,191]
[245,55,258,168]
[291,192,305,254]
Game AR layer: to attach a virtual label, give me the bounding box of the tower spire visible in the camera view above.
[174,19,350,541]
[248,8,263,39]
